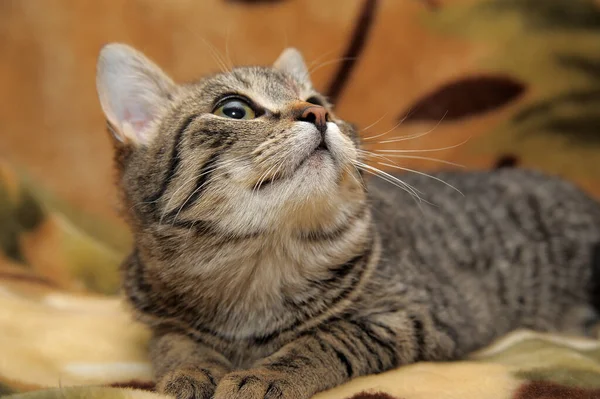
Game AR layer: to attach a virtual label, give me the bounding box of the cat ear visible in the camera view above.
[274,48,312,86]
[96,43,176,145]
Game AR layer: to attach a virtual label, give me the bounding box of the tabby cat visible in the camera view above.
[95,43,600,399]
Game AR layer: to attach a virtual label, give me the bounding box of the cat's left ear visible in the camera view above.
[274,48,312,87]
[96,43,176,146]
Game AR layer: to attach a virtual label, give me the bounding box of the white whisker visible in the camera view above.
[201,38,230,74]
[360,112,389,133]
[368,130,432,144]
[372,138,471,154]
[224,24,235,69]
[357,149,402,166]
[270,158,287,187]
[252,163,279,194]
[376,162,464,196]
[306,49,339,71]
[353,161,426,203]
[159,174,203,224]
[362,109,416,141]
[355,167,431,212]
[366,110,449,145]
[159,157,243,223]
[360,151,465,168]
[170,167,233,226]
[132,157,238,214]
[305,57,357,80]
[343,161,364,189]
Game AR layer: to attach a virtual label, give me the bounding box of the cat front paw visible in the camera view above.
[214,369,302,399]
[157,368,217,399]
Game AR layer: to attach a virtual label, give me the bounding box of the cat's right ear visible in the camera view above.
[96,43,176,146]
[274,48,312,87]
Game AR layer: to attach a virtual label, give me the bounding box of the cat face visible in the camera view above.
[96,44,365,237]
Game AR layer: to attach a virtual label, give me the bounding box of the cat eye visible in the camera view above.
[213,98,256,120]
[306,96,324,106]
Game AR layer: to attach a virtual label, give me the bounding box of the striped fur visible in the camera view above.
[97,44,600,399]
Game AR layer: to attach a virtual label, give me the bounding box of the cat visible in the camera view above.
[95,43,600,399]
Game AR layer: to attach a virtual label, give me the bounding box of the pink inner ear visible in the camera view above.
[130,119,148,131]
[123,107,150,141]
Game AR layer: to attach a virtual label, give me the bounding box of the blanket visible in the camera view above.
[1,160,599,399]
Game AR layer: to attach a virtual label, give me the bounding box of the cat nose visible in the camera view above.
[296,105,329,135]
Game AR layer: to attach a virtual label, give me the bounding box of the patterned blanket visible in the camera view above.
[1,160,599,399]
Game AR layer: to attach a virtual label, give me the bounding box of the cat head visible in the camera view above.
[96,43,365,239]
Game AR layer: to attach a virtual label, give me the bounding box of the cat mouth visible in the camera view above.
[253,143,331,190]
[317,135,328,151]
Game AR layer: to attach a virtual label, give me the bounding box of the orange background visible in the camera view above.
[2,0,598,226]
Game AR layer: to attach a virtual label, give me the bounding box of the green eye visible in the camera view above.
[213,99,256,120]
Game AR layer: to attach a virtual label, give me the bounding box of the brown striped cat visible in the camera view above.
[96,43,600,399]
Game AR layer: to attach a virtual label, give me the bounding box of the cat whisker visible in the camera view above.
[270,158,288,188]
[373,138,471,154]
[355,166,430,212]
[360,150,465,168]
[281,25,290,49]
[305,57,357,79]
[159,158,243,224]
[348,162,366,189]
[252,163,280,195]
[365,111,449,145]
[179,165,253,244]
[352,161,428,205]
[165,156,247,225]
[365,129,431,145]
[376,161,464,196]
[159,174,204,224]
[384,155,464,168]
[200,38,231,74]
[357,151,458,201]
[253,158,288,196]
[306,49,340,71]
[130,195,163,211]
[224,24,235,70]
[361,110,415,141]
[170,167,233,226]
[185,26,232,73]
[360,112,389,133]
[340,159,365,190]
[357,149,402,167]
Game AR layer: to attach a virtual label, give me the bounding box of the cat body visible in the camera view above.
[96,44,600,399]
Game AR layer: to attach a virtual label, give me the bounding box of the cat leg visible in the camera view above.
[214,313,449,399]
[151,330,232,399]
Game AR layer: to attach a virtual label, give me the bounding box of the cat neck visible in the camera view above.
[127,206,376,340]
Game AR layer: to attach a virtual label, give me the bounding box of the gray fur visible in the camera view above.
[95,43,600,399]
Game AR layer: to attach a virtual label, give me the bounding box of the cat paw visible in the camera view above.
[214,369,302,399]
[157,368,217,399]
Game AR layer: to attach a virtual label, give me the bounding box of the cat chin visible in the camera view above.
[276,145,361,204]
[290,152,340,187]
[296,148,333,172]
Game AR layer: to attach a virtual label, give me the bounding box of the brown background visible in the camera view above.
[2,0,598,227]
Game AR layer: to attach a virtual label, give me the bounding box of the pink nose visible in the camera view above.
[297,105,329,134]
